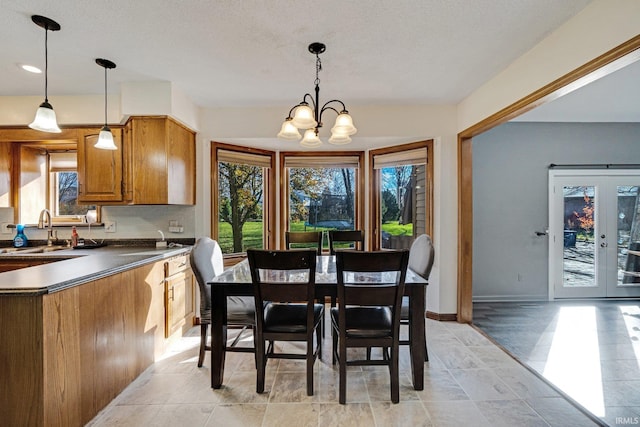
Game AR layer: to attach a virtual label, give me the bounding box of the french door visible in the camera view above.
[549,170,640,299]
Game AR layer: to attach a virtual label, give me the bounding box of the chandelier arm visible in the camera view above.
[320,99,347,112]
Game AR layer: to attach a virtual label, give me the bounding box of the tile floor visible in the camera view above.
[87,313,600,426]
[474,300,640,427]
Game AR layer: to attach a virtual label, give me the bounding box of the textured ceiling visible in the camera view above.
[1,0,594,110]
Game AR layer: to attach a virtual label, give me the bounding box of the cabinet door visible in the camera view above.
[131,117,167,204]
[165,272,188,337]
[167,120,196,205]
[77,129,124,203]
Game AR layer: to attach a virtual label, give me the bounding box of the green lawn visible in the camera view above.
[218,220,413,253]
[381,221,413,236]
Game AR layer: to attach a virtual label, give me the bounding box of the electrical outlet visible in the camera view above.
[1,223,11,235]
[104,221,116,233]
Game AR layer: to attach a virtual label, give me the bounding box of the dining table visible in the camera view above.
[208,255,428,390]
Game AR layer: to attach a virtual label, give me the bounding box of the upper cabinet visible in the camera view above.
[127,116,196,205]
[77,128,124,203]
[78,116,196,206]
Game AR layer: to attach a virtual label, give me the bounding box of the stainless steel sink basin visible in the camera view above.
[0,245,70,255]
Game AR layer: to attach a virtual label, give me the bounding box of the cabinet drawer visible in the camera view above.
[165,255,189,277]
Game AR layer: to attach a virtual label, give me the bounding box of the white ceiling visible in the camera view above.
[1,0,596,113]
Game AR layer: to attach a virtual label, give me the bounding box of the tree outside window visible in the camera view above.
[218,162,264,253]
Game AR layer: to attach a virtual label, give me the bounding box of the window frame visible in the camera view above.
[48,152,96,223]
[368,140,434,250]
[279,151,365,251]
[211,141,276,256]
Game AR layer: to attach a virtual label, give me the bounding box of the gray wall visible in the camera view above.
[473,122,640,301]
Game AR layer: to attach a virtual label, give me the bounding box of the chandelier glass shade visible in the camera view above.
[28,15,62,133]
[278,42,356,146]
[94,58,117,150]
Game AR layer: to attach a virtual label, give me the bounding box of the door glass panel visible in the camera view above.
[618,186,640,285]
[380,164,426,249]
[562,186,596,287]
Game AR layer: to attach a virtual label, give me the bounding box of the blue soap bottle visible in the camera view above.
[13,224,28,248]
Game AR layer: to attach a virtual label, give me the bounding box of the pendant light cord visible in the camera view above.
[44,26,49,102]
[104,66,108,125]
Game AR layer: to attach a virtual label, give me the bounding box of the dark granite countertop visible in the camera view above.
[0,245,191,296]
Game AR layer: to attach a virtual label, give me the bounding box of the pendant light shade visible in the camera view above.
[94,58,117,150]
[29,15,61,133]
[290,104,317,129]
[300,129,322,147]
[95,125,117,150]
[277,118,302,140]
[30,101,61,133]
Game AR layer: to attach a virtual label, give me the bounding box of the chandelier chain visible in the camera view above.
[315,54,322,86]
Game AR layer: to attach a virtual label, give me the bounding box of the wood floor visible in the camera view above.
[474,300,640,427]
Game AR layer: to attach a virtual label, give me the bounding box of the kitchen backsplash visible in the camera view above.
[0,205,195,242]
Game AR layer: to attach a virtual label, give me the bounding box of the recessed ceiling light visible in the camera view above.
[20,64,42,73]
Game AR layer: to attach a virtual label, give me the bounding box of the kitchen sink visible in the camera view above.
[0,245,71,255]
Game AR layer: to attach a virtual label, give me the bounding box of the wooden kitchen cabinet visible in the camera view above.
[164,254,195,338]
[77,116,195,205]
[77,128,125,203]
[127,116,196,205]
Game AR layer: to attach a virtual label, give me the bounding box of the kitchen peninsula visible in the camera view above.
[0,244,194,427]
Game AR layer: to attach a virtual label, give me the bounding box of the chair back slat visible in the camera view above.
[343,284,398,306]
[329,230,365,254]
[286,231,323,253]
[247,248,317,307]
[336,249,409,310]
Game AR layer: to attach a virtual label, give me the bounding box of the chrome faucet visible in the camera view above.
[38,209,57,246]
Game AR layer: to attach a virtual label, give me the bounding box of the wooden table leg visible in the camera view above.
[211,286,228,389]
[409,284,425,390]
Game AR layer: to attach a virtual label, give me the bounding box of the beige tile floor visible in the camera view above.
[87,318,601,426]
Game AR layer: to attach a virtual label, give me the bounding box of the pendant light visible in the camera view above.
[94,58,117,150]
[28,15,61,133]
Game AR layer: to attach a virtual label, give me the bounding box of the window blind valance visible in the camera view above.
[49,152,77,172]
[372,148,427,169]
[284,156,360,169]
[217,149,272,168]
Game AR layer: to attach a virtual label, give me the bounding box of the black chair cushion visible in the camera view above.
[331,306,392,338]
[263,303,323,333]
[227,296,256,324]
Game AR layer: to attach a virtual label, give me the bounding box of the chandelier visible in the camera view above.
[277,42,357,147]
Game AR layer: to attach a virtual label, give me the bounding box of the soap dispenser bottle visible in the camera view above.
[13,224,28,248]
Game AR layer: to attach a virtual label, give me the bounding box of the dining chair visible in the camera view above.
[247,249,324,396]
[190,237,256,367]
[401,234,434,361]
[285,231,323,254]
[328,230,365,254]
[331,249,409,404]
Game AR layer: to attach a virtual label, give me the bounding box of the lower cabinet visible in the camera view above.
[0,254,194,427]
[164,254,196,338]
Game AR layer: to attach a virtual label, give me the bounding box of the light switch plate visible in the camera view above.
[104,221,116,233]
